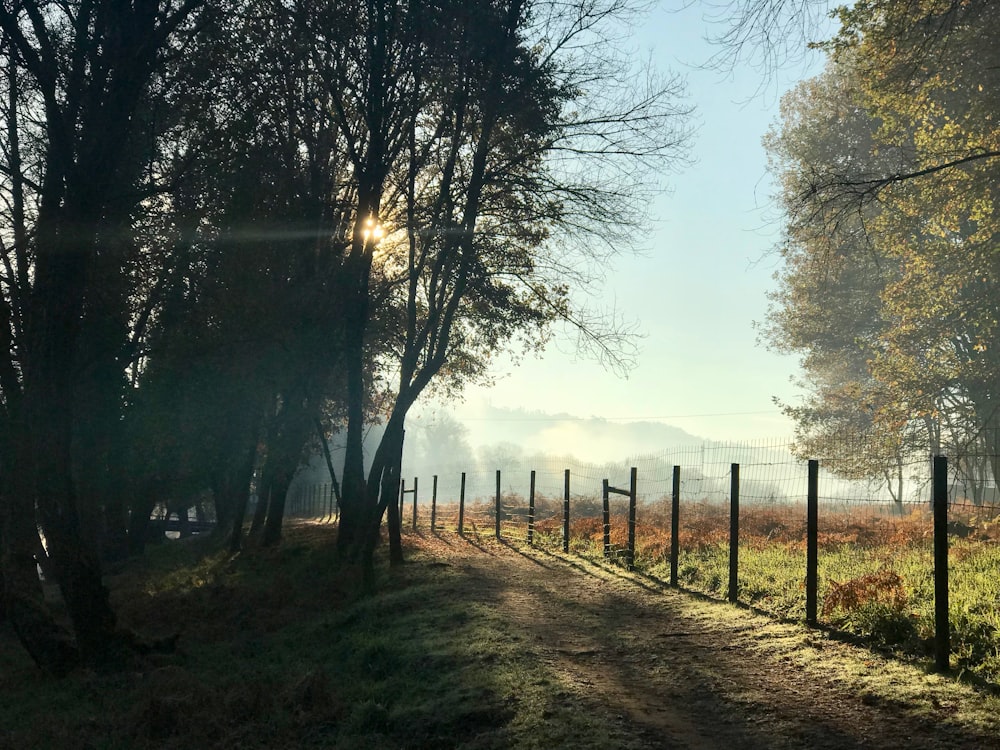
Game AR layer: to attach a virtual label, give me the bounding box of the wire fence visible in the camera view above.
[289,438,1000,684]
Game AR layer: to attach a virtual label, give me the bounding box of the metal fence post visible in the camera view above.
[412,477,419,530]
[495,470,502,540]
[602,479,611,558]
[933,455,950,672]
[528,470,536,545]
[626,467,637,570]
[431,475,438,532]
[728,463,740,604]
[562,469,570,553]
[458,472,466,535]
[670,466,680,587]
[806,459,819,626]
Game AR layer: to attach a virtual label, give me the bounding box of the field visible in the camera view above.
[2,522,999,749]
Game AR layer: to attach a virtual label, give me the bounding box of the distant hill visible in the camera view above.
[408,403,708,465]
[400,404,800,503]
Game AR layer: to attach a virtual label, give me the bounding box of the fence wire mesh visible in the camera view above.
[287,436,1000,682]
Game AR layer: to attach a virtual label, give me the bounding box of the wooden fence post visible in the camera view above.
[528,470,536,545]
[728,463,740,604]
[933,455,950,672]
[806,459,819,626]
[563,469,570,553]
[670,466,680,587]
[399,479,405,522]
[495,470,502,540]
[458,472,466,535]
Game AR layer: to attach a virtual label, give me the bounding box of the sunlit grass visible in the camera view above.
[515,501,1000,684]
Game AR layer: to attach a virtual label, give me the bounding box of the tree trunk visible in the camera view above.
[101,495,130,563]
[261,391,318,546]
[315,418,343,511]
[0,447,79,675]
[261,470,294,547]
[384,427,406,567]
[337,184,381,559]
[26,239,126,669]
[338,327,370,557]
[356,421,406,575]
[225,440,259,553]
[126,491,159,556]
[249,481,270,538]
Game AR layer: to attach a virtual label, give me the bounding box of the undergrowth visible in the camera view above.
[0,524,647,750]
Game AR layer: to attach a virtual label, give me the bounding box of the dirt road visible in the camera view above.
[408,533,997,749]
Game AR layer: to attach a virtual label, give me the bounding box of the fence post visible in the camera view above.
[399,479,405,521]
[806,459,819,627]
[626,467,637,570]
[413,477,419,531]
[933,455,950,672]
[495,470,502,540]
[431,475,438,532]
[670,466,680,587]
[528,470,536,545]
[562,469,570,553]
[728,463,740,604]
[458,472,466,535]
[602,479,611,558]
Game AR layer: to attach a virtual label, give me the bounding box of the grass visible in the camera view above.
[0,524,644,750]
[5,517,1000,748]
[519,501,1000,685]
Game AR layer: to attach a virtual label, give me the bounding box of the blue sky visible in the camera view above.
[423,2,831,453]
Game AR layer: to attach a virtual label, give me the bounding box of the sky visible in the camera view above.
[414,1,833,457]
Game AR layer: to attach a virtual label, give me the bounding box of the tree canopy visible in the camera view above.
[0,0,689,672]
[763,0,1000,499]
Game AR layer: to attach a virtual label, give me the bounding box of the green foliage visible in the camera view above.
[764,0,1000,494]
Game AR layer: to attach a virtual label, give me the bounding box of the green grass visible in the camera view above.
[628,536,1000,685]
[0,526,645,749]
[6,519,996,747]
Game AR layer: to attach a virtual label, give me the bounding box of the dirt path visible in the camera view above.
[407,533,996,749]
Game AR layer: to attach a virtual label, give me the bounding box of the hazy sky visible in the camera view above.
[423,2,831,452]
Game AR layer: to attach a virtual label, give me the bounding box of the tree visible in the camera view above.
[122,0,365,553]
[298,0,690,573]
[0,0,205,672]
[763,2,1000,496]
[762,57,923,499]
